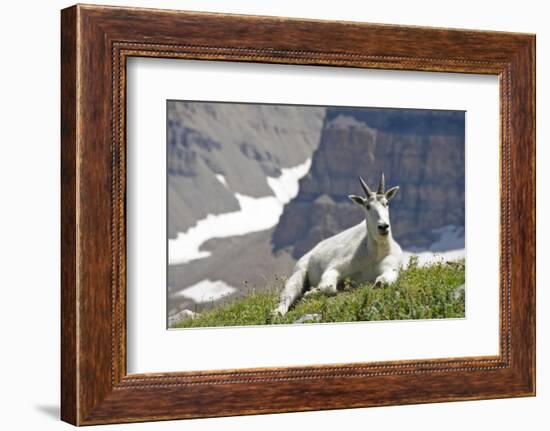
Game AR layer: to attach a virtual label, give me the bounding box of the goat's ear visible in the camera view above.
[385,186,399,201]
[348,194,366,206]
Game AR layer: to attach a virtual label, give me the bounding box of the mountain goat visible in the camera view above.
[274,173,403,316]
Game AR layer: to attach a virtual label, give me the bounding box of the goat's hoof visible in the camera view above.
[304,288,321,298]
[374,278,387,289]
[271,307,286,318]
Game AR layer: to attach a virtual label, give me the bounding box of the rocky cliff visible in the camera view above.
[167,101,325,237]
[272,107,465,256]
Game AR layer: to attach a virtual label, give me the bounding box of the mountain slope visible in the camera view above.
[167,101,326,237]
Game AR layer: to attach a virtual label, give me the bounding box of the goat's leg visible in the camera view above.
[273,269,307,316]
[374,268,399,288]
[306,269,340,297]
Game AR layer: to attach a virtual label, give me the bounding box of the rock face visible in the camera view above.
[272,108,465,257]
[168,309,200,327]
[167,101,325,237]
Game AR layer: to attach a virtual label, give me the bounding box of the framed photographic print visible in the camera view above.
[61,4,535,425]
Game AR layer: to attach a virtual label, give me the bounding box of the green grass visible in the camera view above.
[173,257,465,328]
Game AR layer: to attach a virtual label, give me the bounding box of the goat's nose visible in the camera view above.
[378,223,390,233]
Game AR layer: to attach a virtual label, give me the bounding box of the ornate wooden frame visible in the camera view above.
[61,4,535,425]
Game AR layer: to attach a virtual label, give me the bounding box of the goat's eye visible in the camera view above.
[365,204,371,210]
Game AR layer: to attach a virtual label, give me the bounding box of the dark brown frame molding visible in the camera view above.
[61,4,535,425]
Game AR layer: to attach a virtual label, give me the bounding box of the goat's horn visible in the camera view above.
[377,172,385,194]
[358,176,372,196]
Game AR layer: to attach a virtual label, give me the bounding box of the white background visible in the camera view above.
[0,0,546,430]
[127,59,500,373]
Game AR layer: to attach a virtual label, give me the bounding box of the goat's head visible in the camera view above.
[348,173,399,240]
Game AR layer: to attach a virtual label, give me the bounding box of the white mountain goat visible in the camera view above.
[274,173,403,316]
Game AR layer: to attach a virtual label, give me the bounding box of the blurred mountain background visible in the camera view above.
[273,107,465,257]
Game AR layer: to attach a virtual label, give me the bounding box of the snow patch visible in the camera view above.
[401,248,465,268]
[215,174,228,187]
[429,225,464,252]
[403,224,465,267]
[169,159,311,265]
[176,279,237,303]
[267,159,311,203]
